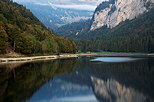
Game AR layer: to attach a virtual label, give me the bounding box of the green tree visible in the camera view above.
[6,24,20,51]
[16,32,36,54]
[0,23,8,53]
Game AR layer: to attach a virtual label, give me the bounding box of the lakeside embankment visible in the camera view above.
[0,53,98,64]
[0,53,154,64]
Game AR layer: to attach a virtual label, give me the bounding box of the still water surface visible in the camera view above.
[0,56,154,102]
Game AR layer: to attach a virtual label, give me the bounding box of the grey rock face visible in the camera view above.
[91,0,154,30]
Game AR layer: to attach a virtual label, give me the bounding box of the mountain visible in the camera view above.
[55,19,92,38]
[90,0,154,30]
[77,8,154,52]
[56,0,154,53]
[15,2,93,30]
[56,0,154,38]
[0,0,77,55]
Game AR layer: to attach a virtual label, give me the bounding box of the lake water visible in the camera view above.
[0,56,154,102]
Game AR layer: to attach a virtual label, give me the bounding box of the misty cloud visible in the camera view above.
[13,0,106,11]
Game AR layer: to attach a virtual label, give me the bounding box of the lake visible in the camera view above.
[0,56,154,102]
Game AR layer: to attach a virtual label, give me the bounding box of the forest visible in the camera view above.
[55,4,154,53]
[0,0,77,55]
[59,8,154,53]
[1,0,154,54]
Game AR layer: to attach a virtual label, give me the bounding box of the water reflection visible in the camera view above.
[0,58,77,102]
[0,56,154,102]
[91,77,147,102]
[28,78,97,102]
[91,57,142,62]
[27,56,154,102]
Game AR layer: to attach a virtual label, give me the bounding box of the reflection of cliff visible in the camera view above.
[58,57,154,101]
[0,58,76,102]
[74,57,154,98]
[91,77,148,102]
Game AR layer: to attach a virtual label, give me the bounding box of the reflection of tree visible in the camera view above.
[55,58,77,75]
[61,57,154,101]
[0,58,76,102]
[0,63,26,72]
[91,59,154,99]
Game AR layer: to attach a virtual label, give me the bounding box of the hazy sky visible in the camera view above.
[13,0,107,11]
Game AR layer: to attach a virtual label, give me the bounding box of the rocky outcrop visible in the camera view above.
[90,0,154,30]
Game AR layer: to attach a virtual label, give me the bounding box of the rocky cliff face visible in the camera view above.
[90,0,154,30]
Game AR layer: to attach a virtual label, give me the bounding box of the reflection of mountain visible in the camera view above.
[57,72,151,102]
[0,58,76,102]
[91,77,147,102]
[58,57,154,101]
[29,78,96,102]
[58,72,151,102]
[1,56,153,102]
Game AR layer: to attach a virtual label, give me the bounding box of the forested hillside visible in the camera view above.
[76,8,154,53]
[55,19,92,38]
[0,0,76,55]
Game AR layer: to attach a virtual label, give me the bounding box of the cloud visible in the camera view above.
[57,0,70,1]
[78,0,103,3]
[54,4,97,11]
[48,0,106,11]
[13,0,106,11]
[54,95,98,102]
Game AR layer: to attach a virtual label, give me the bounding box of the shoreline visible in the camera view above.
[0,53,153,64]
[0,53,98,64]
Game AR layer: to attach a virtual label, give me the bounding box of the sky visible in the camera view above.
[13,0,107,11]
